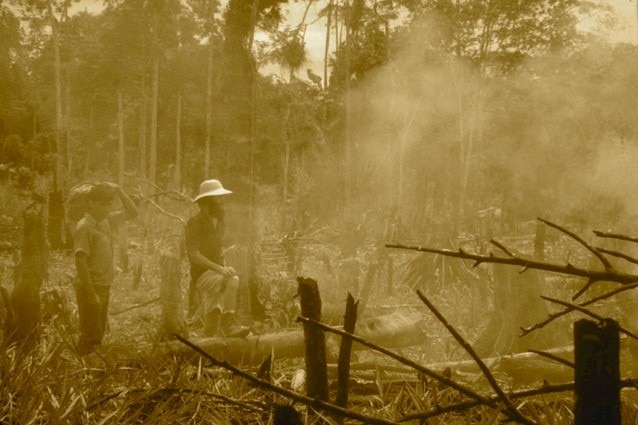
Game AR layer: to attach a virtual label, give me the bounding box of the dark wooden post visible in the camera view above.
[297,276,329,402]
[9,198,47,344]
[158,251,188,340]
[574,318,620,425]
[335,293,358,423]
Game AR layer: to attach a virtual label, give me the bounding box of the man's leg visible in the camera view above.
[95,285,110,341]
[220,276,250,338]
[203,308,221,337]
[75,286,103,355]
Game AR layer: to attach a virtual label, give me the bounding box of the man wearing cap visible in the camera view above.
[74,182,139,355]
[185,179,249,338]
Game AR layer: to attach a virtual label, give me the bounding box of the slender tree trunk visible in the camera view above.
[281,105,290,205]
[343,2,351,214]
[139,81,147,178]
[85,104,93,176]
[150,59,159,189]
[51,12,63,190]
[118,90,125,186]
[117,89,129,272]
[205,16,214,178]
[323,1,332,91]
[174,92,182,190]
[65,67,72,176]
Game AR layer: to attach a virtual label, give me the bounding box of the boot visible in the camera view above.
[203,309,221,337]
[221,312,250,338]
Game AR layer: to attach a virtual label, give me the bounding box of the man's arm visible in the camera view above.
[188,249,236,277]
[105,183,139,223]
[75,252,100,305]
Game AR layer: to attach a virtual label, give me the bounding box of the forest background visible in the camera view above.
[3,0,638,248]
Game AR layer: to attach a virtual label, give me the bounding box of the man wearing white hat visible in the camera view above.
[185,179,249,338]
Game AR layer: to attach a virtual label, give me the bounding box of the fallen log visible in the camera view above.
[326,345,575,386]
[160,311,427,365]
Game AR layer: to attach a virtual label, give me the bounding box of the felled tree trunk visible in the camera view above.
[8,199,47,344]
[157,252,188,340]
[162,311,427,365]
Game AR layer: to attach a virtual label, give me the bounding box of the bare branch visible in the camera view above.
[174,335,398,425]
[416,290,535,425]
[572,279,595,301]
[541,296,638,341]
[527,349,574,368]
[490,239,515,257]
[385,243,638,285]
[538,218,613,270]
[295,316,499,411]
[597,247,638,266]
[141,198,186,224]
[521,281,638,336]
[593,230,638,244]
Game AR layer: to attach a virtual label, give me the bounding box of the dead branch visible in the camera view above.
[597,247,638,265]
[527,349,575,368]
[385,244,638,286]
[174,335,398,425]
[540,295,638,341]
[539,218,613,270]
[490,239,515,257]
[593,230,638,244]
[140,197,186,224]
[109,297,160,316]
[416,290,534,425]
[295,316,501,413]
[521,281,638,336]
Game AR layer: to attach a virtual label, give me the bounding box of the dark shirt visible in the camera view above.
[185,210,225,283]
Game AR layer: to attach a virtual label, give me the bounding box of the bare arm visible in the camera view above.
[114,185,139,220]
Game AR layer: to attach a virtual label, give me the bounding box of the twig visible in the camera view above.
[416,290,535,425]
[593,230,638,244]
[538,218,613,270]
[141,198,186,224]
[490,239,515,257]
[109,297,160,316]
[597,247,638,265]
[295,316,499,411]
[146,190,193,204]
[174,335,398,425]
[521,280,638,336]
[540,295,638,341]
[527,349,575,368]
[384,243,638,285]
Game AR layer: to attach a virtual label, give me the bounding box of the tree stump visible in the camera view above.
[8,199,47,344]
[158,252,188,340]
[574,319,620,425]
[297,276,329,402]
[335,293,358,421]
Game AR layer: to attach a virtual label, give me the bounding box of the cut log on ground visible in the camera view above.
[327,345,575,386]
[160,311,427,365]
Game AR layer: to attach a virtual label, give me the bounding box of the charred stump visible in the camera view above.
[158,252,188,340]
[335,293,358,421]
[297,276,329,402]
[574,319,620,425]
[8,199,48,344]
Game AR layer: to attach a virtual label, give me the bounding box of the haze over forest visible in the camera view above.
[3,0,638,238]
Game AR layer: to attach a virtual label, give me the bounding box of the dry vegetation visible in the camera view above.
[4,188,638,424]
